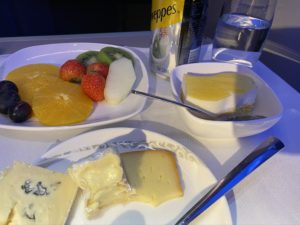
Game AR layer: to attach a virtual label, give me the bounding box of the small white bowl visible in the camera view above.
[170,62,283,138]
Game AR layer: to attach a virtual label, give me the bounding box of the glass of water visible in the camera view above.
[211,0,277,67]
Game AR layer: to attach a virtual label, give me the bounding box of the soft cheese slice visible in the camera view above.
[0,161,77,225]
[121,150,183,206]
[182,72,257,114]
[68,150,133,218]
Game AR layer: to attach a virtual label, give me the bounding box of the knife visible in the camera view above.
[175,136,284,225]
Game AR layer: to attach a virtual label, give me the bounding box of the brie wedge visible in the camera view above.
[68,150,133,218]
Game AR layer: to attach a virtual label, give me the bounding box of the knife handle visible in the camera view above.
[175,137,284,225]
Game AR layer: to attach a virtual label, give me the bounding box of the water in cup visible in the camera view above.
[212,13,271,67]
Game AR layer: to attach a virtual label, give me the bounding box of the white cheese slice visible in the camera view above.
[68,150,133,218]
[0,161,77,225]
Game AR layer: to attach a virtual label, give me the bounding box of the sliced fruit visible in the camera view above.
[19,75,60,104]
[59,59,86,83]
[32,79,94,126]
[104,58,136,104]
[87,63,109,79]
[76,51,99,67]
[81,74,106,102]
[97,51,113,65]
[6,64,59,88]
[97,47,134,65]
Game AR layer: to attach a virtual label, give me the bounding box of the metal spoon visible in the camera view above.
[175,136,284,225]
[131,90,266,121]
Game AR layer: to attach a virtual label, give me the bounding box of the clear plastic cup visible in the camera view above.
[212,0,277,67]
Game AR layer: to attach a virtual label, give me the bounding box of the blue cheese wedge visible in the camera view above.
[0,161,77,225]
[182,72,257,114]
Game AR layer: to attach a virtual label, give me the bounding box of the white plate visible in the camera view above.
[171,62,283,138]
[41,127,232,225]
[0,43,149,131]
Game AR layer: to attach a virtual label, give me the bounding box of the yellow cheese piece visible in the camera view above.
[68,150,133,218]
[182,72,257,114]
[0,161,77,225]
[121,150,183,206]
[68,149,184,219]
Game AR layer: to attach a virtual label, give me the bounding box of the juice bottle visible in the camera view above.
[150,0,208,79]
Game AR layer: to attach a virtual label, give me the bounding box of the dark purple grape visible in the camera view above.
[0,80,18,93]
[0,91,20,114]
[8,101,32,123]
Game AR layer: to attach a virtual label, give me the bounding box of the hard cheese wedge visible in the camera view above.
[68,150,133,218]
[121,150,183,206]
[0,161,77,225]
[182,72,257,114]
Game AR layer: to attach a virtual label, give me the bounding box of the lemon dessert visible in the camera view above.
[182,72,257,114]
[0,161,78,225]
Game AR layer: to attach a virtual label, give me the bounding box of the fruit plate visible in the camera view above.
[170,62,283,138]
[39,127,232,225]
[0,43,149,131]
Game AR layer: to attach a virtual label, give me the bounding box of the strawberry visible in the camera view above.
[59,59,86,83]
[81,74,105,101]
[87,63,109,79]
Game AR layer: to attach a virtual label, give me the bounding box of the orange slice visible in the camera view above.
[6,64,94,126]
[32,79,94,126]
[6,64,59,88]
[19,75,60,104]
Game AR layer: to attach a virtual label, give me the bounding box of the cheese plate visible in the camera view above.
[0,43,149,131]
[41,127,232,225]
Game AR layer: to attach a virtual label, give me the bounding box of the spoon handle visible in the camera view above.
[131,90,216,118]
[175,137,284,225]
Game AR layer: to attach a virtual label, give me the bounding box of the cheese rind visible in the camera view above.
[121,150,183,206]
[68,149,184,219]
[182,72,257,114]
[0,161,78,225]
[68,150,133,218]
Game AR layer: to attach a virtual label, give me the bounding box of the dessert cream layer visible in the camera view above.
[182,72,257,114]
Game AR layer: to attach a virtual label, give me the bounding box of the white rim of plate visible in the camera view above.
[0,43,149,131]
[41,127,233,225]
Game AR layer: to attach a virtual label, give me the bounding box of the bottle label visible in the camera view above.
[188,46,201,63]
[151,0,184,30]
